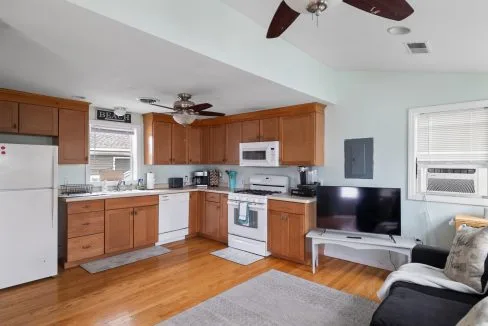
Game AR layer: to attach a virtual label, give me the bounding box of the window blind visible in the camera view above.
[416,107,488,162]
[90,126,135,182]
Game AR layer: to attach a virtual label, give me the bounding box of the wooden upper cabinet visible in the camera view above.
[19,104,58,136]
[59,109,88,164]
[133,205,158,248]
[0,101,19,133]
[280,111,324,166]
[105,208,134,254]
[200,126,210,164]
[260,117,279,142]
[225,122,241,164]
[153,121,172,165]
[171,124,187,164]
[187,127,201,164]
[209,124,226,164]
[241,120,260,143]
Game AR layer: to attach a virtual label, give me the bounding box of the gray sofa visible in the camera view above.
[370,245,487,326]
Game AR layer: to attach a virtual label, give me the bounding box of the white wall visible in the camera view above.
[318,71,488,269]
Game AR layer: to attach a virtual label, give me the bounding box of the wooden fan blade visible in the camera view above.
[266,1,300,39]
[343,0,414,21]
[188,103,213,112]
[150,103,176,110]
[198,111,225,117]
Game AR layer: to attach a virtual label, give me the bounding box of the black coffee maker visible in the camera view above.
[291,166,320,197]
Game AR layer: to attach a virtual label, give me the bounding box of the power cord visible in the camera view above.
[389,251,398,271]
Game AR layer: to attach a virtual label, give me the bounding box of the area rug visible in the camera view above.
[159,269,378,326]
[211,247,265,266]
[80,246,171,273]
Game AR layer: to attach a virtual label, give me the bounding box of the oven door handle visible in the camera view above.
[228,201,267,210]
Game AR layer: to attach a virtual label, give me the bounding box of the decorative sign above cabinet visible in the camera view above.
[96,109,131,123]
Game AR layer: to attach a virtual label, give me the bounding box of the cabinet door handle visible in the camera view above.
[12,123,17,129]
[82,245,91,249]
[134,211,138,216]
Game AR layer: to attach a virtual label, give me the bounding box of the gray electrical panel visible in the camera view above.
[344,138,373,179]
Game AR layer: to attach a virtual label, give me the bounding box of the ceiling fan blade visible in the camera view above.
[343,0,414,21]
[149,103,176,110]
[266,1,300,39]
[188,103,213,112]
[198,111,225,117]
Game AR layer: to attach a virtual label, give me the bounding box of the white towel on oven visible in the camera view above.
[238,202,248,221]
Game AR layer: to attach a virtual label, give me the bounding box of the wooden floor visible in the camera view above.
[0,237,389,326]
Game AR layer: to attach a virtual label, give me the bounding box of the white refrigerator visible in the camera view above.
[0,143,58,289]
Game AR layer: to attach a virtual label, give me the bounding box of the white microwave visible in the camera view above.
[239,141,280,167]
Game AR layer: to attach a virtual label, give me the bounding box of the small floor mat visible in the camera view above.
[211,247,265,266]
[81,246,171,273]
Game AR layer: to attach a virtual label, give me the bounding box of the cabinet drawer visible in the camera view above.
[67,233,104,262]
[105,195,159,210]
[205,192,221,203]
[268,200,305,215]
[67,211,105,238]
[67,200,104,214]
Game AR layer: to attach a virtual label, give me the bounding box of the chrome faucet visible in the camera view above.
[116,180,126,191]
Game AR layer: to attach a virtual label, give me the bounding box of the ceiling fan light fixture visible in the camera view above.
[387,26,411,35]
[173,113,196,126]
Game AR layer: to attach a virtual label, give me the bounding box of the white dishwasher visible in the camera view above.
[157,192,190,245]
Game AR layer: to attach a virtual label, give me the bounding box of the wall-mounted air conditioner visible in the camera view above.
[417,164,488,197]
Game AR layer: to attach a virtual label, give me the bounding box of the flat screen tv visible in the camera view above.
[316,186,401,236]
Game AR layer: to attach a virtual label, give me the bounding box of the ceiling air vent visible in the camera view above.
[405,42,430,54]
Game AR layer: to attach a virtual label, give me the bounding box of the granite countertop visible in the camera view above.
[59,186,316,204]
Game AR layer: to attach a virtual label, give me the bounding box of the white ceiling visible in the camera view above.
[0,0,319,115]
[223,0,488,72]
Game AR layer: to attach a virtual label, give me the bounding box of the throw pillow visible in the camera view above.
[444,225,488,293]
[457,296,488,326]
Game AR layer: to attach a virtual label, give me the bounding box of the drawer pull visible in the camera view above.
[83,205,89,209]
[82,222,90,226]
[82,245,91,249]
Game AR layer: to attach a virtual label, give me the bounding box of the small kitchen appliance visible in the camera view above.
[208,169,221,187]
[225,170,238,191]
[168,177,184,189]
[228,175,289,256]
[146,172,155,190]
[239,141,280,167]
[291,166,320,197]
[192,171,209,187]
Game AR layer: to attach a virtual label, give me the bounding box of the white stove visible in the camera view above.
[228,175,289,256]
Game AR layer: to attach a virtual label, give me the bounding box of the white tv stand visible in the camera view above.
[306,229,417,274]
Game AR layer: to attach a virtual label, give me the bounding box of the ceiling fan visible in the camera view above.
[266,0,414,39]
[141,93,225,126]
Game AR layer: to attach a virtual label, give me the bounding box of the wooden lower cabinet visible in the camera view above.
[188,192,200,236]
[267,200,315,264]
[133,205,158,248]
[105,208,134,254]
[203,201,220,239]
[199,193,227,243]
[62,196,159,268]
[67,233,104,262]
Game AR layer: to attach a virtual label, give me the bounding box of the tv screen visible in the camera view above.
[316,186,401,236]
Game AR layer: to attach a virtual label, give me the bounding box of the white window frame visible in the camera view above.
[86,120,142,187]
[408,99,488,206]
